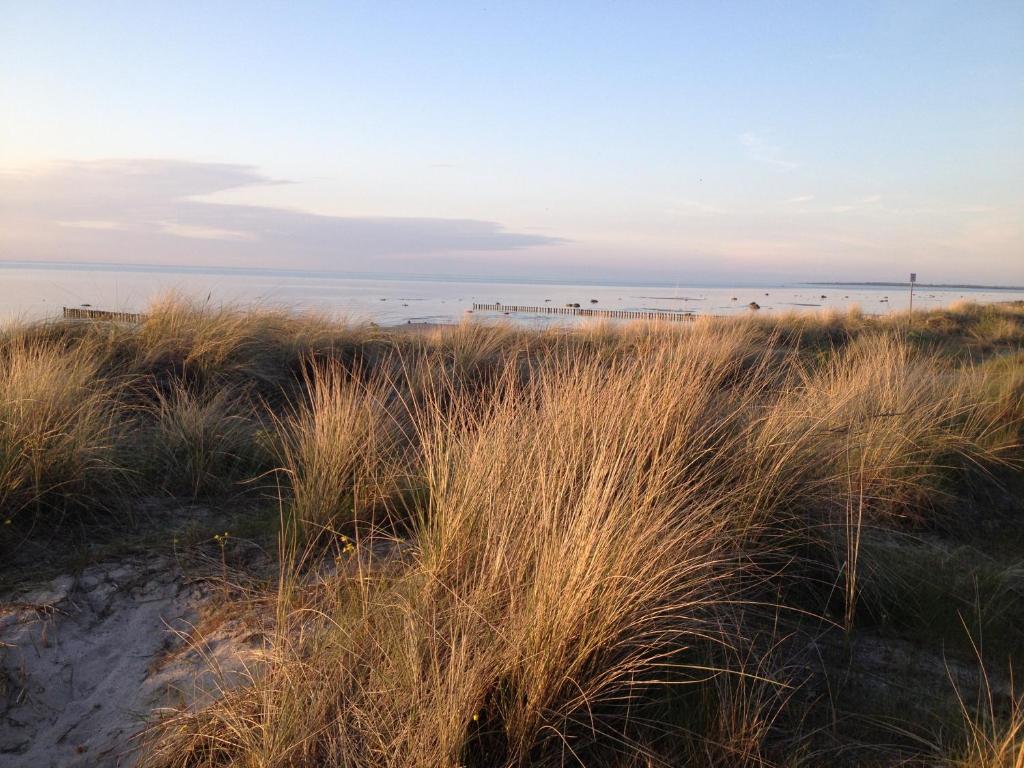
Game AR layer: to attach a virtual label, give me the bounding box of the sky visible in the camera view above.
[2,1,1022,285]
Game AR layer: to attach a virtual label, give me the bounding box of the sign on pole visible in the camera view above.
[909,273,916,320]
[910,273,916,283]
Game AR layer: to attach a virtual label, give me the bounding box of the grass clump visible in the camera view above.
[138,381,269,499]
[949,691,1024,768]
[785,333,1016,523]
[0,339,117,520]
[276,360,410,534]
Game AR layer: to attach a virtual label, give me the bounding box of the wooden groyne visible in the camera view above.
[471,303,696,322]
[63,307,146,323]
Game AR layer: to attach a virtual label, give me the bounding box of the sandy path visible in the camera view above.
[0,556,220,767]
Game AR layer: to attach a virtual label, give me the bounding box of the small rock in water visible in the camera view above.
[748,302,761,310]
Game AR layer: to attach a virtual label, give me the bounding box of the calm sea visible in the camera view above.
[2,262,1022,326]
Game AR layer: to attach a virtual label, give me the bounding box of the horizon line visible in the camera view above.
[5,258,1023,292]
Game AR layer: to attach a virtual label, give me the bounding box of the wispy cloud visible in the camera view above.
[828,195,882,213]
[0,160,563,269]
[739,131,799,170]
[782,194,815,205]
[665,199,725,217]
[57,219,125,231]
[157,221,259,242]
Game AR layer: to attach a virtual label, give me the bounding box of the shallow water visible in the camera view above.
[1,262,1021,326]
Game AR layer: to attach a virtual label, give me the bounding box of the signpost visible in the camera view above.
[909,273,916,328]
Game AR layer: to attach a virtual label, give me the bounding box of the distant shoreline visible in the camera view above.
[2,260,1021,293]
[804,281,1024,291]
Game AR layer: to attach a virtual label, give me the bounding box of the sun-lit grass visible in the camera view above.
[787,334,1015,520]
[1,297,1022,765]
[951,694,1024,768]
[145,330,796,767]
[276,359,412,534]
[946,633,1024,768]
[139,305,1022,766]
[0,339,118,519]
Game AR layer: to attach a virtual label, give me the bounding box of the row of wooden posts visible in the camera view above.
[61,304,698,325]
[62,307,146,323]
[471,303,697,322]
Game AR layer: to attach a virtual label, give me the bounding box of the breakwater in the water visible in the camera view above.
[63,307,146,323]
[471,303,697,321]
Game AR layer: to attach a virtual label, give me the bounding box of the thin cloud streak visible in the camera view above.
[665,200,726,217]
[0,160,563,270]
[739,131,799,170]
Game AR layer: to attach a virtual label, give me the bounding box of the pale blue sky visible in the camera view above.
[2,1,1022,283]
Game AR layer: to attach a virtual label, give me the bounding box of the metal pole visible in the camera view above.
[908,272,916,329]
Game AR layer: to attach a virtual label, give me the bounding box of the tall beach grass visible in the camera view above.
[1,297,1022,764]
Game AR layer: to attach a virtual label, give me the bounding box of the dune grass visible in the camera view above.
[145,328,795,767]
[0,338,119,520]
[1,298,1022,765]
[276,359,413,534]
[951,690,1024,768]
[141,381,269,499]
